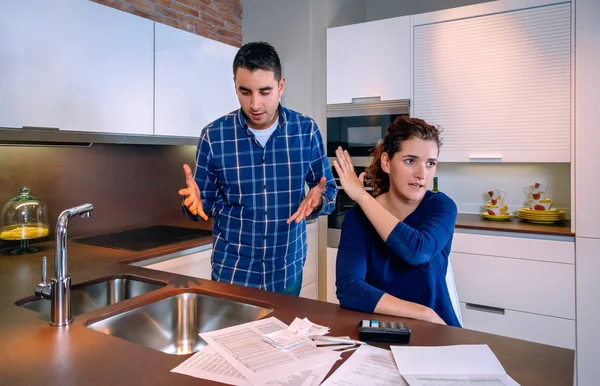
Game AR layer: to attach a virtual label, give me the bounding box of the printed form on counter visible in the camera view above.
[171,316,340,386]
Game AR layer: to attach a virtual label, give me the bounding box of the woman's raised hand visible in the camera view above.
[332,147,369,202]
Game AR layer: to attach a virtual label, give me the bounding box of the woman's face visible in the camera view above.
[381,138,439,203]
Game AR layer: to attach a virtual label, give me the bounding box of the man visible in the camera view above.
[178,41,336,296]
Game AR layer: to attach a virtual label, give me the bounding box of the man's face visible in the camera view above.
[234,67,285,130]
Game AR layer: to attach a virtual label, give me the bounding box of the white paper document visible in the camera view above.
[390,345,520,386]
[200,317,340,385]
[171,345,336,386]
[263,317,329,349]
[321,344,408,386]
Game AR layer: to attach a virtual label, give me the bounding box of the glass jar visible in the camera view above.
[0,187,49,254]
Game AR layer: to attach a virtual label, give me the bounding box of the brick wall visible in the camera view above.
[91,0,242,47]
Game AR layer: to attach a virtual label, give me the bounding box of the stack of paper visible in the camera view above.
[171,317,340,386]
[320,344,521,386]
[262,317,330,349]
[390,345,521,386]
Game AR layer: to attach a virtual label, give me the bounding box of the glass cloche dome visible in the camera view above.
[1,187,49,254]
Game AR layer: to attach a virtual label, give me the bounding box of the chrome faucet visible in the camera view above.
[35,203,93,327]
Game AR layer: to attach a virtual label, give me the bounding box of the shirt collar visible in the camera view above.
[237,104,288,135]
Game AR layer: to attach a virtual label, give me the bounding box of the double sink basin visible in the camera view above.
[16,275,273,355]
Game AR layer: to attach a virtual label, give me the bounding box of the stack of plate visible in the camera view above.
[517,208,566,224]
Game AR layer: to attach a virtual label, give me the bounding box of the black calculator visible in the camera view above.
[358,319,411,344]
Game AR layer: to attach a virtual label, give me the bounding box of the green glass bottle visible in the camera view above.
[431,177,439,193]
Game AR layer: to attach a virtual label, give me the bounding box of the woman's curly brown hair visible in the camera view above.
[366,116,443,196]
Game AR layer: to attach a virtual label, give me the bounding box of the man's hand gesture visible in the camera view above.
[287,177,327,224]
[178,164,208,221]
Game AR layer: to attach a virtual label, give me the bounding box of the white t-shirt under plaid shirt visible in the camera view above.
[184,105,337,292]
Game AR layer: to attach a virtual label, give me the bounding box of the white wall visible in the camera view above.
[242,0,366,125]
[433,163,571,216]
[365,0,494,21]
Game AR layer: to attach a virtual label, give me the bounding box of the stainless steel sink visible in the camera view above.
[86,292,274,355]
[16,275,166,317]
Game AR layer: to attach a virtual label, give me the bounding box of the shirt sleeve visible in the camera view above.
[306,120,337,216]
[385,194,458,266]
[181,127,218,222]
[335,208,386,313]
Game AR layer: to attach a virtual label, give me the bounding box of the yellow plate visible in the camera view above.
[481,212,513,221]
[521,218,564,224]
[518,211,565,217]
[518,208,566,215]
[517,213,566,219]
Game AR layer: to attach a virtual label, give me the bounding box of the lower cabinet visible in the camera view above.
[143,247,212,280]
[300,221,319,300]
[138,221,319,300]
[326,247,339,304]
[451,232,576,349]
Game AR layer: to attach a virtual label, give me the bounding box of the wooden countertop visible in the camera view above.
[455,213,574,237]
[0,221,574,386]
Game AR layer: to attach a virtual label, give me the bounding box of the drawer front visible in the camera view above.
[452,232,574,264]
[460,302,575,349]
[452,252,575,319]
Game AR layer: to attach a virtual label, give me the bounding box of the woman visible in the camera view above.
[333,116,460,327]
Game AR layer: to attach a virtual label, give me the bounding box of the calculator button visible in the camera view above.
[370,320,379,328]
[391,322,399,329]
[361,320,370,328]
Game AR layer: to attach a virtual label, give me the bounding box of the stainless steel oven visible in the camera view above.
[326,99,409,167]
[326,99,409,247]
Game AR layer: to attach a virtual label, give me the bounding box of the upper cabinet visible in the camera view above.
[412,1,571,163]
[154,23,239,137]
[0,0,154,134]
[327,16,411,105]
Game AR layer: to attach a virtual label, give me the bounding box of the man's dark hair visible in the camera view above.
[233,41,282,81]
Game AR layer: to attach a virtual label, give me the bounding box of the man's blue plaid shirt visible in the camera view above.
[184,105,337,292]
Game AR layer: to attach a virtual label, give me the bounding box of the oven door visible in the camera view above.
[327,115,393,157]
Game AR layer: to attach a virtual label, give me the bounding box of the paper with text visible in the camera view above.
[200,317,340,385]
[171,345,337,386]
[391,345,520,386]
[321,344,408,386]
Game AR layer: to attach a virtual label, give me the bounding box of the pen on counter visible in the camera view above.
[309,335,367,346]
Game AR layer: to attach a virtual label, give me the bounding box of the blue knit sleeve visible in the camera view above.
[385,193,457,266]
[335,208,386,313]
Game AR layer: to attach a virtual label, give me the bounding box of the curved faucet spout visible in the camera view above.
[54,203,93,280]
[36,203,94,327]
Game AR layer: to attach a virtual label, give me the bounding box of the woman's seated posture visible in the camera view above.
[333,116,460,327]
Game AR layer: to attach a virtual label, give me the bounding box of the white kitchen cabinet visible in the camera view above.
[460,302,575,349]
[144,248,212,280]
[0,0,154,134]
[575,237,600,385]
[327,16,411,105]
[154,23,239,137]
[450,231,575,349]
[326,247,339,304]
[412,0,571,162]
[299,282,318,300]
[575,0,600,239]
[300,220,319,300]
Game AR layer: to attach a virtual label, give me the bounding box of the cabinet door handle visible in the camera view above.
[465,303,505,315]
[468,155,503,161]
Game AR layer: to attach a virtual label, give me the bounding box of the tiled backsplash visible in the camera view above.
[431,163,571,217]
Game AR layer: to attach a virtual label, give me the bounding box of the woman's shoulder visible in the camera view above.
[421,190,458,215]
